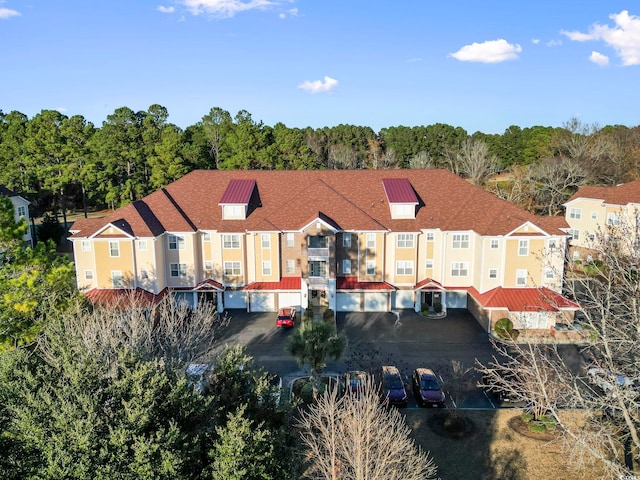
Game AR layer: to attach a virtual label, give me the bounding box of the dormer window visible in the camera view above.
[219,179,256,220]
[382,178,419,219]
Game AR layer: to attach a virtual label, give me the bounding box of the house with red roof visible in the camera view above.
[69,169,577,331]
[0,185,32,247]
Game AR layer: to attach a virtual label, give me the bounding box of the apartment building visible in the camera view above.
[564,179,640,260]
[0,185,33,247]
[70,169,577,331]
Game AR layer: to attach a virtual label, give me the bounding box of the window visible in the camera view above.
[224,261,241,276]
[366,233,376,249]
[342,259,351,274]
[516,269,527,286]
[286,232,294,247]
[490,239,499,249]
[544,268,554,280]
[111,270,123,288]
[396,260,414,276]
[16,205,26,218]
[568,229,580,241]
[262,261,271,276]
[366,260,376,275]
[591,211,597,220]
[223,205,243,219]
[109,241,120,257]
[488,268,498,279]
[170,263,187,278]
[396,233,415,248]
[451,262,468,277]
[140,269,149,280]
[452,234,469,249]
[168,234,185,250]
[588,233,595,241]
[569,208,581,219]
[223,234,240,249]
[607,213,621,226]
[203,232,211,242]
[425,259,434,269]
[84,270,94,281]
[261,234,270,248]
[204,261,213,273]
[426,232,434,241]
[286,259,295,274]
[548,239,557,249]
[137,239,147,251]
[81,240,91,252]
[518,239,529,256]
[343,233,351,247]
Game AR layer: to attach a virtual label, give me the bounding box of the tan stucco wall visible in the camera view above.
[94,238,134,288]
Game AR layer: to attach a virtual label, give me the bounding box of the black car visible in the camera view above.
[412,368,446,408]
[381,366,408,407]
[344,370,368,398]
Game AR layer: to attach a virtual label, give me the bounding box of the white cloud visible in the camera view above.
[406,57,423,63]
[298,76,338,94]
[55,107,68,113]
[279,7,298,19]
[449,39,522,63]
[157,5,175,13]
[180,0,275,18]
[532,38,540,45]
[562,10,640,66]
[546,39,562,47]
[590,50,609,66]
[0,7,20,19]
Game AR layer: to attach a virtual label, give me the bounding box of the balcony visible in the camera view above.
[308,276,329,287]
[307,247,329,259]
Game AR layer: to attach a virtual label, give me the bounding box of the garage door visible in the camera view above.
[515,312,549,330]
[364,292,388,312]
[224,290,247,309]
[445,291,468,308]
[250,293,275,312]
[394,290,414,309]
[336,293,360,312]
[278,292,301,310]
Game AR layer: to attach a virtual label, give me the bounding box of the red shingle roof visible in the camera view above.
[243,277,301,291]
[219,179,256,204]
[336,276,395,291]
[382,178,418,204]
[84,288,166,309]
[568,179,640,205]
[469,286,579,312]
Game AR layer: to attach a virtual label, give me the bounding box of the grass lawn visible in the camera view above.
[404,409,608,480]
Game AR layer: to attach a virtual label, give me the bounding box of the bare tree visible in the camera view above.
[327,144,360,169]
[487,166,535,212]
[445,138,501,186]
[477,217,640,478]
[408,151,435,170]
[524,156,586,215]
[298,376,438,480]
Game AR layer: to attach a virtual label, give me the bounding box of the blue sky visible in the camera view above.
[1,1,639,134]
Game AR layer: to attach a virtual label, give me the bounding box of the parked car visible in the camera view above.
[344,370,368,398]
[586,368,637,398]
[479,369,529,408]
[412,368,446,408]
[186,363,214,395]
[275,307,296,328]
[381,365,408,407]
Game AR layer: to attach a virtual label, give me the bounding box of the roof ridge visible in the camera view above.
[161,188,197,231]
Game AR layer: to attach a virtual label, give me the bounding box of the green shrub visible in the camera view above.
[520,412,534,423]
[433,302,443,313]
[323,308,334,321]
[300,380,327,404]
[573,259,582,265]
[528,421,547,434]
[495,318,516,340]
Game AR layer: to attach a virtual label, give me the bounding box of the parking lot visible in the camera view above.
[215,308,507,409]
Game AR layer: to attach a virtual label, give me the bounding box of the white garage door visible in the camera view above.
[515,312,550,330]
[336,293,361,312]
[278,292,301,310]
[224,290,247,309]
[364,292,388,312]
[250,293,276,312]
[394,290,414,309]
[445,291,468,308]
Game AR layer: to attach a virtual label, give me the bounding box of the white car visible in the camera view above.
[186,363,214,395]
[586,368,636,397]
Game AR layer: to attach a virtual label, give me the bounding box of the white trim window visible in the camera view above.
[366,233,376,249]
[170,263,188,278]
[488,268,498,279]
[490,239,499,249]
[204,261,213,274]
[569,208,581,219]
[109,241,120,258]
[140,270,149,281]
[452,233,469,249]
[396,260,414,276]
[223,234,241,249]
[203,232,211,242]
[342,259,352,274]
[343,233,351,247]
[137,239,148,251]
[425,259,434,270]
[607,212,621,226]
[366,260,376,275]
[547,238,557,250]
[16,205,26,218]
[84,270,94,281]
[518,239,529,256]
[591,211,597,220]
[286,232,295,247]
[516,269,528,286]
[286,259,295,274]
[261,234,271,249]
[168,234,185,250]
[262,261,272,276]
[426,232,435,242]
[111,270,123,288]
[544,268,555,280]
[81,240,91,252]
[568,229,580,241]
[396,233,415,248]
[224,261,241,276]
[451,262,469,277]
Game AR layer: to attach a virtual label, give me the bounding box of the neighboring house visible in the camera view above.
[69,169,577,331]
[563,179,640,260]
[0,185,33,247]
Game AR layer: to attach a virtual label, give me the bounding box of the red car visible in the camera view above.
[275,307,296,328]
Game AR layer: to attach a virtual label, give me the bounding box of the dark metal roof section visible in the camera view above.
[219,179,256,205]
[382,178,418,204]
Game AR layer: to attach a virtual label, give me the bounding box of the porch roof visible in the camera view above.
[336,276,395,291]
[85,287,167,310]
[469,286,580,312]
[243,277,301,291]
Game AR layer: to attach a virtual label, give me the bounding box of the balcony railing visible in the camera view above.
[307,247,329,258]
[308,276,329,287]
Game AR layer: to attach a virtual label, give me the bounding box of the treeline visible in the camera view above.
[1,105,640,219]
